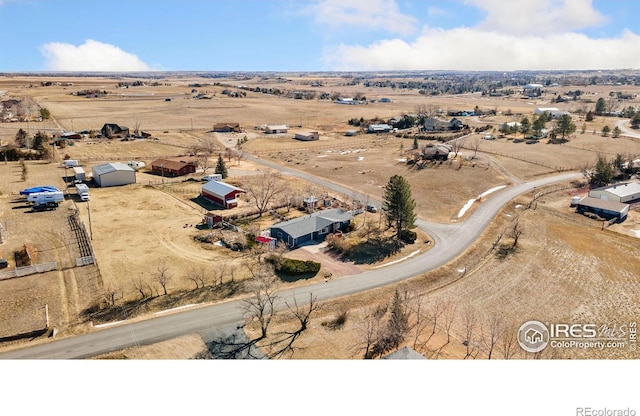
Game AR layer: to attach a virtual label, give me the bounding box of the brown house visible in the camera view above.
[151,156,198,177]
[212,122,241,132]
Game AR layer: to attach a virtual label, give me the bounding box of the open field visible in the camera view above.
[1,74,640,358]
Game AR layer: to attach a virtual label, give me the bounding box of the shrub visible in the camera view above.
[398,229,417,244]
[269,257,321,276]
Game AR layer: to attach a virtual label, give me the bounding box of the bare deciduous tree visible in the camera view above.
[442,301,458,345]
[469,136,483,159]
[242,268,279,340]
[450,137,466,158]
[133,274,148,300]
[481,314,503,360]
[153,261,172,295]
[508,217,524,249]
[269,293,322,358]
[244,172,283,218]
[462,307,479,359]
[499,322,520,360]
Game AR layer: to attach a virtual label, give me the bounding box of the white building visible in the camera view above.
[534,107,570,119]
[588,182,640,204]
[92,162,136,187]
[265,124,288,134]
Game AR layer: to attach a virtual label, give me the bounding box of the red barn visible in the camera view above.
[201,180,245,209]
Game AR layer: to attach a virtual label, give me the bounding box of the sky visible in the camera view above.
[1,0,640,72]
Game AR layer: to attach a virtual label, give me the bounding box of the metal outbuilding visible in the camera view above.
[92,162,136,187]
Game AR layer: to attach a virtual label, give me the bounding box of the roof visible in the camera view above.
[270,209,352,239]
[266,124,288,130]
[382,346,427,360]
[213,122,240,129]
[576,196,628,213]
[591,182,640,198]
[92,162,134,176]
[151,157,198,171]
[369,124,391,130]
[201,180,245,197]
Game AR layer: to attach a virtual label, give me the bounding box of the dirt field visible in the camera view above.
[1,74,639,358]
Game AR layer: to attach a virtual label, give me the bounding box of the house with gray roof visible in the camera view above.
[269,208,352,248]
[588,181,640,204]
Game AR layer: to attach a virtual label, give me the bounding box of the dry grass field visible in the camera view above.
[1,74,639,358]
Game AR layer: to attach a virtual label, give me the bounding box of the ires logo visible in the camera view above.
[548,323,597,338]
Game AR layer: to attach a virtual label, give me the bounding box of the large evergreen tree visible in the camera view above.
[386,289,409,350]
[382,174,416,239]
[555,114,576,140]
[214,154,228,179]
[595,97,606,115]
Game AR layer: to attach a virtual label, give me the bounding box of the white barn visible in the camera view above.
[92,162,136,187]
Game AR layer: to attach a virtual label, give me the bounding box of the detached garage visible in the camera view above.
[92,162,136,187]
[201,180,245,209]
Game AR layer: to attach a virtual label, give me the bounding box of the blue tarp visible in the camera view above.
[19,186,60,195]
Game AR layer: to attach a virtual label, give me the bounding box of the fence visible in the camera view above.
[76,256,95,267]
[0,261,57,281]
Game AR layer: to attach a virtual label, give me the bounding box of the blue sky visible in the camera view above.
[1,0,639,72]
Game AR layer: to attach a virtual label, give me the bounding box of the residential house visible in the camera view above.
[424,118,447,132]
[422,144,451,161]
[151,156,198,177]
[101,123,129,139]
[449,118,465,130]
[201,180,245,209]
[212,122,241,133]
[269,208,352,248]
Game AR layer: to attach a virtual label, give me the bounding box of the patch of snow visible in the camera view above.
[515,204,522,208]
[317,154,328,158]
[397,158,407,162]
[357,156,364,161]
[155,304,199,315]
[374,250,421,268]
[326,150,333,153]
[631,230,640,238]
[478,185,507,198]
[340,151,351,155]
[457,199,476,218]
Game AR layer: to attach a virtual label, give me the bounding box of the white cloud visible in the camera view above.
[307,0,418,36]
[40,39,150,71]
[324,28,640,71]
[463,0,608,36]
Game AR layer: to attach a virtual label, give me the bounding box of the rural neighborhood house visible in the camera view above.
[269,208,352,248]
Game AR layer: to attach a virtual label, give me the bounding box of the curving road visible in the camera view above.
[0,152,582,358]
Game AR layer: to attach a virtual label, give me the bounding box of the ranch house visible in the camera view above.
[151,157,198,177]
[269,208,352,248]
[201,180,245,209]
[213,122,241,133]
[265,125,289,134]
[101,123,129,139]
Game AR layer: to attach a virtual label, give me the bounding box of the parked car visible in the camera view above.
[366,203,377,213]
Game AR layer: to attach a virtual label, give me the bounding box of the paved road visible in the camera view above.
[0,153,582,358]
[615,119,640,139]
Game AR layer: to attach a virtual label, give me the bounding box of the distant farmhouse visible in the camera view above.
[265,124,289,134]
[422,144,451,161]
[101,123,129,139]
[534,107,570,119]
[212,122,241,133]
[294,131,319,141]
[151,157,198,177]
[424,118,448,132]
[92,162,136,187]
[200,180,245,209]
[269,208,352,248]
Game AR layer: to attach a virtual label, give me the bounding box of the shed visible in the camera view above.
[294,131,319,141]
[92,162,136,187]
[72,166,85,181]
[588,182,640,204]
[201,180,246,209]
[367,124,391,133]
[574,196,629,221]
[203,212,223,228]
[269,208,352,248]
[265,125,289,134]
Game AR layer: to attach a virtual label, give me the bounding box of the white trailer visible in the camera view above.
[72,166,86,182]
[28,191,64,209]
[75,184,90,201]
[64,159,79,168]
